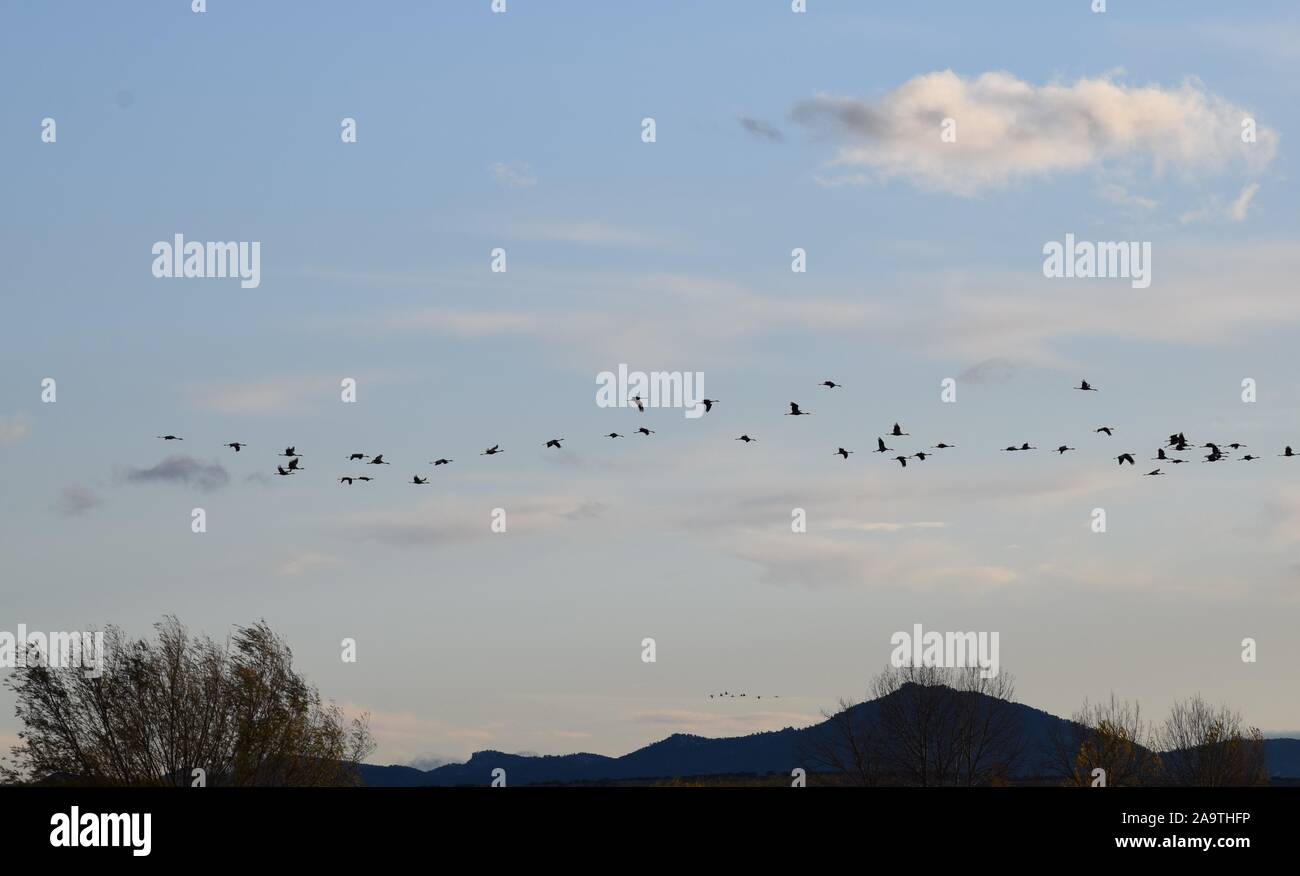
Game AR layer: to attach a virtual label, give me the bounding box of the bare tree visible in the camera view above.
[4,617,373,786]
[805,665,1024,786]
[873,665,1024,786]
[801,697,884,786]
[1153,695,1268,787]
[1046,694,1160,787]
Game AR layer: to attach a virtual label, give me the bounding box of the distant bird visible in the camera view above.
[701,399,718,412]
[1002,445,1020,452]
[786,402,810,416]
[1095,427,1114,436]
[932,443,955,449]
[890,423,909,436]
[287,457,302,471]
[604,433,623,439]
[1075,380,1098,391]
[1144,468,1163,476]
[912,451,930,461]
[1014,442,1036,451]
[224,442,246,452]
[1202,443,1222,455]
[636,427,655,436]
[1240,455,1259,462]
[1204,450,1225,462]
[1153,448,1168,461]
[279,446,298,457]
[875,438,893,453]
[631,395,645,413]
[431,458,453,466]
[1281,446,1296,458]
[893,456,909,468]
[411,475,429,484]
[481,445,503,455]
[356,476,374,482]
[735,434,756,443]
[275,466,293,476]
[339,477,354,485]
[1116,453,1135,466]
[820,381,841,389]
[1055,445,1076,454]
[544,439,565,449]
[1227,443,1247,450]
[834,447,853,459]
[347,453,369,461]
[1167,458,1187,464]
[156,435,183,441]
[368,454,391,465]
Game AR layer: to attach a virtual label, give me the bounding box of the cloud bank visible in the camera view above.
[791,71,1276,195]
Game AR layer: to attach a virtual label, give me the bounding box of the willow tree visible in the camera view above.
[4,618,373,786]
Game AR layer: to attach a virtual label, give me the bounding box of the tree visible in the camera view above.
[4,617,373,786]
[1047,694,1160,787]
[804,665,1024,786]
[1153,695,1268,787]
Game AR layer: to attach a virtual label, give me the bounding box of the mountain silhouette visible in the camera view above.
[356,685,1300,786]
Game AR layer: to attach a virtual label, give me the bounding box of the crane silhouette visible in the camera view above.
[786,402,810,416]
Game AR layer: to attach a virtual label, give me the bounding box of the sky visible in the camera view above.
[1,1,1298,767]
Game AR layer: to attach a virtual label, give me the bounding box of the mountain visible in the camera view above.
[365,685,1290,786]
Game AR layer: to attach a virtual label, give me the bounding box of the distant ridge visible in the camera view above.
[356,687,1300,786]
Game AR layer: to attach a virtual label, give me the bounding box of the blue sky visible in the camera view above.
[2,1,1299,765]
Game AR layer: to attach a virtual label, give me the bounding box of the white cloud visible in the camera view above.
[279,552,339,577]
[790,70,1277,195]
[509,220,667,248]
[489,160,537,188]
[0,412,30,445]
[1227,181,1261,221]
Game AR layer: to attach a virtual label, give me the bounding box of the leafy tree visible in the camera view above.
[4,617,373,786]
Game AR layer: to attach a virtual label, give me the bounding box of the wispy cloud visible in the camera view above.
[0,412,31,445]
[278,552,339,577]
[53,485,103,516]
[187,375,337,415]
[121,456,230,492]
[508,220,668,248]
[738,116,784,143]
[489,160,537,189]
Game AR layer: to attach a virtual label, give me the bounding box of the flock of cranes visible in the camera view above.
[153,378,1300,483]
